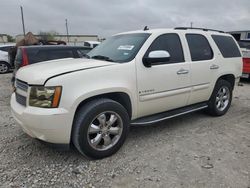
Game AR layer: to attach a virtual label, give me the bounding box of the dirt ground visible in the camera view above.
[0,73,249,188]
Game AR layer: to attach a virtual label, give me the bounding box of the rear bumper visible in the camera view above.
[10,93,73,144]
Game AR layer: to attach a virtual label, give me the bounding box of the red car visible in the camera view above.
[238,40,250,79]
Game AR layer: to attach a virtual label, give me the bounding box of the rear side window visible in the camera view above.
[238,40,250,50]
[77,48,91,57]
[145,33,184,64]
[36,49,74,63]
[212,35,241,58]
[0,46,11,52]
[186,34,213,61]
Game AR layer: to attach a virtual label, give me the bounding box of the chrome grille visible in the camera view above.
[16,79,28,92]
[16,92,27,106]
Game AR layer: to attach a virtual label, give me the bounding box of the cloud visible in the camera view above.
[0,0,249,37]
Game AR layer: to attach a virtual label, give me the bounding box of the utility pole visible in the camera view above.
[65,19,69,43]
[20,6,26,36]
[190,22,193,28]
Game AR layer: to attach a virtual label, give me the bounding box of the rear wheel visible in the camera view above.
[0,62,10,74]
[72,98,129,159]
[207,79,233,116]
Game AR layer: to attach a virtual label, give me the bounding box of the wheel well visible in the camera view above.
[218,74,235,89]
[74,92,132,119]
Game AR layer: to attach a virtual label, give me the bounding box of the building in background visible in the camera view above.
[228,30,250,41]
[16,34,99,45]
[0,34,8,43]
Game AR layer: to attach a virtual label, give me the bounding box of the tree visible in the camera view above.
[7,35,15,42]
[38,31,59,41]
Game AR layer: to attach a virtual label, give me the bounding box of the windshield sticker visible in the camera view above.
[118,45,134,50]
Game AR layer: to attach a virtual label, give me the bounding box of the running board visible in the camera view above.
[130,102,208,125]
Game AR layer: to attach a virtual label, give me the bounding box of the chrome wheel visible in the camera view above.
[87,111,123,151]
[215,86,230,111]
[0,63,8,73]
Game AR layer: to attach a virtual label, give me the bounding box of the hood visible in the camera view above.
[16,58,116,85]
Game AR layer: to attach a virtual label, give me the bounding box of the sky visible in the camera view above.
[0,0,250,38]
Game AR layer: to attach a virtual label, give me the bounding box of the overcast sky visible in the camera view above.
[1,0,250,38]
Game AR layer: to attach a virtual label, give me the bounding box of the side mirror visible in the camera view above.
[143,50,171,67]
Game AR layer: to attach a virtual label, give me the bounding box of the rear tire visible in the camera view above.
[72,98,130,159]
[207,79,233,116]
[0,61,10,74]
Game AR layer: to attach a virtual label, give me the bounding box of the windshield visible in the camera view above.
[87,33,150,63]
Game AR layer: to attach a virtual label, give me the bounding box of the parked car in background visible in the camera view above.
[83,41,100,48]
[11,27,242,159]
[0,44,15,73]
[14,45,92,71]
[12,45,92,83]
[238,40,250,79]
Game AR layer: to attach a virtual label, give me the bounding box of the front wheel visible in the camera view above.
[207,79,233,116]
[0,62,10,74]
[72,99,129,159]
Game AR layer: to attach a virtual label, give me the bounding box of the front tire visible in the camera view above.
[0,62,10,74]
[207,79,233,116]
[72,99,129,159]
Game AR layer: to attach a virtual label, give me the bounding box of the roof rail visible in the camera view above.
[175,27,225,33]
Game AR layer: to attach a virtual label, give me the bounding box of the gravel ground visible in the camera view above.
[0,73,249,188]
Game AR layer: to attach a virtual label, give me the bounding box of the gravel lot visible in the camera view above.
[0,73,249,188]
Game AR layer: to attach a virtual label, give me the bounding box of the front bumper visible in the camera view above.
[10,93,73,144]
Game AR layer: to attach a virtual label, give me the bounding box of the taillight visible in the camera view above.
[21,48,29,67]
[243,58,250,64]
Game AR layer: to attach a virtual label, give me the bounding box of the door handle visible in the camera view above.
[177,69,189,75]
[210,64,219,70]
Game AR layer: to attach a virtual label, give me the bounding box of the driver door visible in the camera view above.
[136,33,191,117]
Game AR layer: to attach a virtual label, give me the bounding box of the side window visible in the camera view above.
[77,49,91,57]
[36,50,74,63]
[145,33,184,64]
[47,50,74,60]
[186,34,213,61]
[212,35,241,58]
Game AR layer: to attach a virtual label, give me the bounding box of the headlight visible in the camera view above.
[29,86,62,108]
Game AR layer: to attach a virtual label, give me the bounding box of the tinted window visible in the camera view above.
[238,40,250,50]
[77,49,91,57]
[212,35,241,58]
[247,33,250,39]
[0,46,11,52]
[145,33,184,64]
[36,49,74,63]
[186,34,213,61]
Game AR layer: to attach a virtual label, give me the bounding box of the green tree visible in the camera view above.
[38,31,59,41]
[7,35,15,42]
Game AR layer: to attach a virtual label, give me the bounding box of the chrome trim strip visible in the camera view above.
[131,105,208,125]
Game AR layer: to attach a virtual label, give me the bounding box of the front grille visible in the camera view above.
[16,79,28,92]
[16,92,27,106]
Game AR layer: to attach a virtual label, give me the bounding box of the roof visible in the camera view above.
[228,30,250,33]
[16,34,98,38]
[19,45,92,50]
[117,28,229,36]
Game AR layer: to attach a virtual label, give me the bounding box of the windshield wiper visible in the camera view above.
[91,55,114,62]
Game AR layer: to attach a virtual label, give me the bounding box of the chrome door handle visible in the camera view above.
[177,69,189,75]
[210,64,219,70]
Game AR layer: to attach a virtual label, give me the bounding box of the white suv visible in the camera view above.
[11,28,242,159]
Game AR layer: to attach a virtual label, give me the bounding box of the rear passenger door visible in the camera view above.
[185,34,217,105]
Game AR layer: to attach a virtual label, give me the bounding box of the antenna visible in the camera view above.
[143,26,149,31]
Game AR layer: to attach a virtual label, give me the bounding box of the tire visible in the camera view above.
[207,79,233,116]
[72,98,130,159]
[0,61,10,74]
